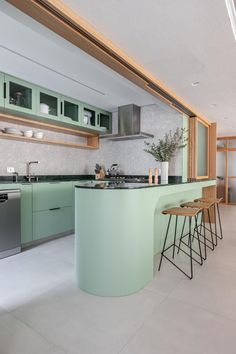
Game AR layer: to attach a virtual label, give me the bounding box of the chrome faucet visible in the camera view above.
[26,161,40,182]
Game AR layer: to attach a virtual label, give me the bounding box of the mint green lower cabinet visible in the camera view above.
[33,206,73,240]
[33,182,73,212]
[21,184,33,244]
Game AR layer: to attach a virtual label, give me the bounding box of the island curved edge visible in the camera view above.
[74,180,216,296]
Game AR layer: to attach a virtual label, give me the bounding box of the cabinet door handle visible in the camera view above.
[49,207,61,211]
[3,82,6,99]
[61,102,63,115]
[97,113,100,125]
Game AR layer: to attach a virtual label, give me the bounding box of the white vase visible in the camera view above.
[161,161,169,184]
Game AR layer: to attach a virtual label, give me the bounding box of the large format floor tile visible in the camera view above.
[119,297,236,354]
[0,248,73,310]
[12,281,165,354]
[0,312,65,354]
[0,204,235,354]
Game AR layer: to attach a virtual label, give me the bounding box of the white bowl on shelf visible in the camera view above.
[33,131,44,139]
[23,130,33,138]
[4,127,22,136]
[40,103,49,114]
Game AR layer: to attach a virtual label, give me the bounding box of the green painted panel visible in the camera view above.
[33,182,73,211]
[60,95,80,126]
[0,72,4,107]
[197,121,208,176]
[4,74,37,114]
[97,109,112,134]
[20,184,33,244]
[33,206,73,240]
[36,87,61,121]
[75,180,216,296]
[182,115,189,181]
[80,102,97,128]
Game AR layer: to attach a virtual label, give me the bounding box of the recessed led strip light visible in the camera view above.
[225,0,236,41]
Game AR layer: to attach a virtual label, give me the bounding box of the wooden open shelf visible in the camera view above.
[0,132,98,149]
[0,112,99,149]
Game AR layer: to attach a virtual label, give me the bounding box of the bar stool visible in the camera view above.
[180,201,215,260]
[158,207,203,280]
[194,197,223,245]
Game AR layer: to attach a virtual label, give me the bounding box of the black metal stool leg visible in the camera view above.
[188,216,193,279]
[214,204,218,246]
[158,215,172,271]
[177,216,186,254]
[203,211,207,260]
[217,203,223,239]
[195,215,203,265]
[207,209,215,250]
[172,216,178,259]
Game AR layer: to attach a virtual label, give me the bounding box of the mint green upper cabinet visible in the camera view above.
[60,95,80,126]
[4,74,37,114]
[80,103,112,133]
[0,72,4,107]
[37,87,61,121]
[33,182,73,212]
[97,109,112,134]
[80,103,97,129]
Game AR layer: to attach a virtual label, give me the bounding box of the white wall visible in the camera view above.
[0,104,184,176]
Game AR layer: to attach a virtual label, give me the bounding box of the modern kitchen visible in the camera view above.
[0,1,236,354]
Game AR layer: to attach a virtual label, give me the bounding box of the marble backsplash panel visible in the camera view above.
[0,104,184,176]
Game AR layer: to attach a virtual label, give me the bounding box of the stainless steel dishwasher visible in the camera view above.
[0,189,21,259]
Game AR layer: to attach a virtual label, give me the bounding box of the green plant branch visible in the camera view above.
[144,128,188,162]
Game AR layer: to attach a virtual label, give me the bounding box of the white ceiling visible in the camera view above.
[62,0,236,136]
[0,1,169,114]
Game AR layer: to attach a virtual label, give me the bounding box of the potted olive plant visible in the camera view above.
[144,128,188,183]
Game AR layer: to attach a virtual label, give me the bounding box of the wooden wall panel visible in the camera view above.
[209,123,217,179]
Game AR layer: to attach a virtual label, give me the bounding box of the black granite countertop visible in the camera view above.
[75,179,215,190]
[0,175,215,187]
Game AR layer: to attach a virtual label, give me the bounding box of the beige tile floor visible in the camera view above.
[0,205,236,354]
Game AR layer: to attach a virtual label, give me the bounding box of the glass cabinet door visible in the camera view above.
[4,74,36,114]
[81,103,97,128]
[37,88,60,121]
[97,110,112,133]
[60,96,79,125]
[0,73,4,108]
[197,120,209,178]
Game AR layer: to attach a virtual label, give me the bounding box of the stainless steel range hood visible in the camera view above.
[100,104,154,141]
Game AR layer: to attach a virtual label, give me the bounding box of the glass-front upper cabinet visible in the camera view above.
[97,109,112,133]
[37,87,60,121]
[4,74,36,114]
[60,96,79,125]
[196,119,209,178]
[81,103,97,128]
[0,72,4,108]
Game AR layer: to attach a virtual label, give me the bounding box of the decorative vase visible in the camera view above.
[161,161,169,184]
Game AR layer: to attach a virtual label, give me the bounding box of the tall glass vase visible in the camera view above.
[161,161,169,184]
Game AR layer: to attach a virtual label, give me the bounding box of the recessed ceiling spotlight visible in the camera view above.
[210,103,217,108]
[191,81,200,87]
[225,0,236,41]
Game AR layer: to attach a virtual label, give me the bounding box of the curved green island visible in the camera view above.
[75,179,215,296]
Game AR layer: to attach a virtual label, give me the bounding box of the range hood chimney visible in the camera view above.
[101,104,154,141]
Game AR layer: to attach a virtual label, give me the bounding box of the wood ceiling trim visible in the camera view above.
[7,0,211,124]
